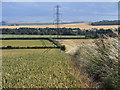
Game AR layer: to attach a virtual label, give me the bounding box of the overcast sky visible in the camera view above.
[2,2,118,22]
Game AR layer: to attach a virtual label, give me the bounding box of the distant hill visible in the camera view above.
[91,20,119,26]
[1,21,6,25]
[2,21,86,26]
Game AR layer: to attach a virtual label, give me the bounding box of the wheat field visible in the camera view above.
[2,40,54,47]
[1,23,118,29]
[2,49,95,88]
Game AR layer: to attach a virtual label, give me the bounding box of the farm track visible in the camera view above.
[56,39,94,55]
[66,46,80,55]
[40,40,46,47]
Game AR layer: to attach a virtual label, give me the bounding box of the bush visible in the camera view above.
[48,38,66,50]
[7,46,12,49]
[61,45,66,51]
[73,37,119,89]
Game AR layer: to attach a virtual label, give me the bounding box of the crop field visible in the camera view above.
[0,23,118,29]
[1,34,96,88]
[3,21,81,26]
[2,49,93,88]
[2,40,54,47]
[2,35,85,38]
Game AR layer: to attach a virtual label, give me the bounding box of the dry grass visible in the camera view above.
[72,37,119,88]
[56,39,94,54]
[0,23,118,29]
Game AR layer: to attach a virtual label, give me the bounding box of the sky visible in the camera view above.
[2,2,118,22]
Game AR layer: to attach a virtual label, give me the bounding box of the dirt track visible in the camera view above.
[56,39,94,55]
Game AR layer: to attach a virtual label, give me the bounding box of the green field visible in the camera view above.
[2,49,92,88]
[2,40,54,47]
[2,35,85,38]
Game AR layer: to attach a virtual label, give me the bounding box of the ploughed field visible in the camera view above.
[2,40,54,47]
[2,49,92,88]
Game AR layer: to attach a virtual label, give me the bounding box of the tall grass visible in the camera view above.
[2,49,94,88]
[72,37,119,88]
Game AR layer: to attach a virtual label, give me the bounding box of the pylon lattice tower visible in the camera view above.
[56,5,61,38]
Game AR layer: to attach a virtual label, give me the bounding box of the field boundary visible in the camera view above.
[1,46,59,49]
[1,37,96,50]
[0,36,96,40]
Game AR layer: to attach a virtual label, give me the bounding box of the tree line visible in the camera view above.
[1,27,117,38]
[91,20,119,26]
